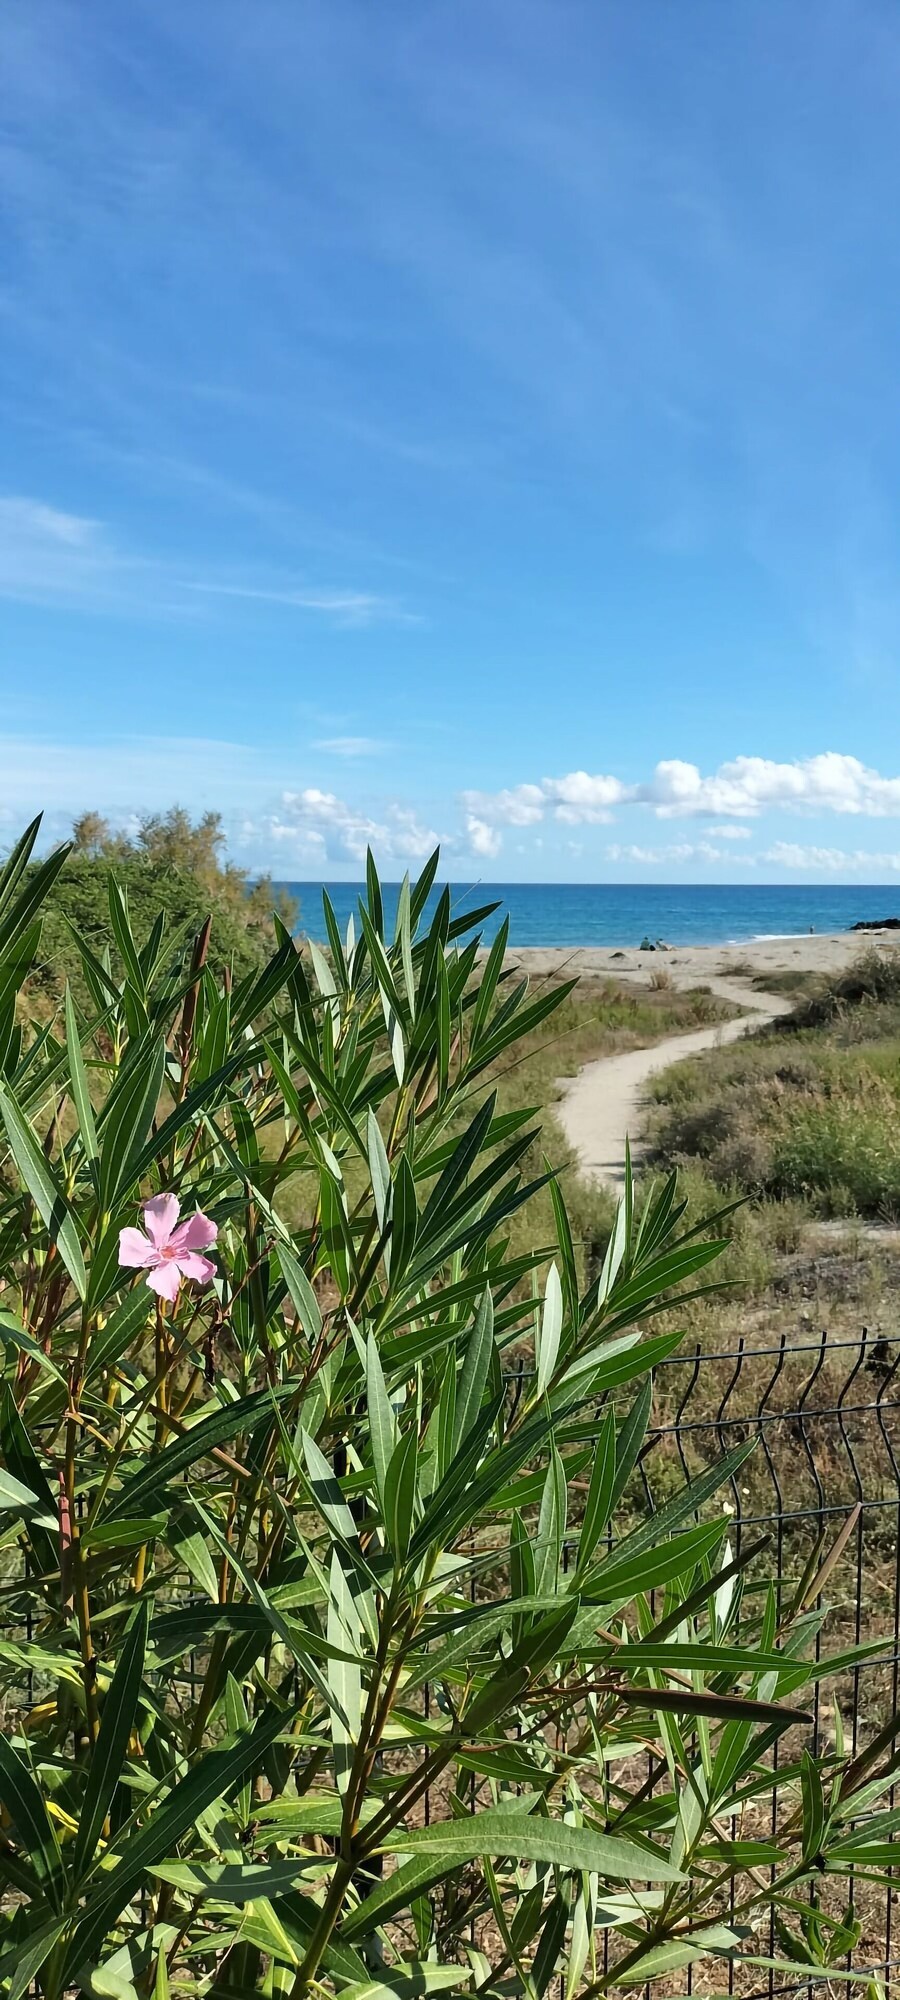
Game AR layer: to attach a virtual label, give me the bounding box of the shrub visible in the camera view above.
[0,819,891,2000]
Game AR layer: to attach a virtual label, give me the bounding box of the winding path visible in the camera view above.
[554,976,793,1191]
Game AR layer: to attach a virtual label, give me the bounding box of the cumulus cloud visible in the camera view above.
[461,784,546,827]
[465,754,900,826]
[265,789,443,866]
[708,823,753,840]
[465,814,503,860]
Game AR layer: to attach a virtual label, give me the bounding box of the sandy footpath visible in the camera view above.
[511,928,900,1192]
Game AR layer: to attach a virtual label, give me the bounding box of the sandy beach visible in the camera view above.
[506,925,900,986]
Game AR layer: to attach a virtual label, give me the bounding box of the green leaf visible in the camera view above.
[108,878,146,998]
[105,1386,290,1520]
[0,1309,65,1384]
[64,985,100,1180]
[278,1242,323,1342]
[534,1444,566,1596]
[149,1859,320,1901]
[67,1708,288,1974]
[574,1404,616,1574]
[0,1080,86,1298]
[0,1464,43,1515]
[535,1262,562,1398]
[380,1808,684,1882]
[98,1037,166,1210]
[800,1748,827,1862]
[383,1422,418,1560]
[390,1154,418,1282]
[327,1548,362,1794]
[366,1333,398,1510]
[0,837,70,961]
[0,1917,67,2000]
[581,1518,727,1603]
[73,1601,149,1880]
[336,1968,471,2000]
[0,1730,65,1910]
[339,1855,466,1941]
[453,1288,494,1452]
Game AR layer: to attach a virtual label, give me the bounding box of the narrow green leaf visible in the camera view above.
[0,1309,65,1385]
[0,1731,64,1910]
[98,1036,166,1209]
[73,1601,149,1880]
[536,1261,562,1398]
[327,1548,362,1794]
[367,1333,398,1510]
[380,1808,683,1882]
[106,1386,291,1520]
[453,1288,494,1452]
[68,1709,288,1972]
[0,1081,86,1298]
[64,985,99,1179]
[278,1243,323,1342]
[534,1444,566,1596]
[108,877,146,998]
[384,1422,418,1560]
[574,1405,616,1574]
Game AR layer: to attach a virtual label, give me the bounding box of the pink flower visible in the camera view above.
[119,1194,218,1303]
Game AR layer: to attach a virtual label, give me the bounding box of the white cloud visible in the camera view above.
[645,754,900,819]
[466,814,503,860]
[312,736,390,757]
[461,783,546,827]
[0,494,415,627]
[763,842,900,873]
[606,840,733,866]
[265,789,443,866]
[709,823,753,840]
[466,753,900,826]
[184,582,414,628]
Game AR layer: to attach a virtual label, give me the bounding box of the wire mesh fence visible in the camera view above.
[495,1329,900,1997]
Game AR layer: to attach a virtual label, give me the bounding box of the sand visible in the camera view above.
[510,928,900,1192]
[506,926,900,987]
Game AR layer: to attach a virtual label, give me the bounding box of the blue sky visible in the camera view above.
[3,0,900,882]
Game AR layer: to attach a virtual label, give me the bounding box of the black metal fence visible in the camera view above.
[495,1330,900,1998]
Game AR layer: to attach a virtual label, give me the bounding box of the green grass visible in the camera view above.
[646,953,900,1219]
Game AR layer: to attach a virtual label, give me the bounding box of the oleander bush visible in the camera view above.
[0,816,894,2000]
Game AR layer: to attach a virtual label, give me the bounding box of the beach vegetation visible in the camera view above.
[647,959,900,1218]
[0,817,887,2000]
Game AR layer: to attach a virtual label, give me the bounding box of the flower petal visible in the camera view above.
[170,1211,218,1254]
[142,1193,180,1248]
[175,1252,217,1286]
[119,1227,154,1269]
[146,1261,182,1301]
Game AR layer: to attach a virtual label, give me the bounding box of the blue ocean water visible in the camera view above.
[278,881,898,950]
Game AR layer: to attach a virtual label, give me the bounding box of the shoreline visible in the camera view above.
[505,927,900,985]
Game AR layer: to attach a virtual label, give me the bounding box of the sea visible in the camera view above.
[276,882,897,951]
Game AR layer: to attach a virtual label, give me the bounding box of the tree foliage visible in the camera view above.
[0,816,892,2000]
[38,810,295,999]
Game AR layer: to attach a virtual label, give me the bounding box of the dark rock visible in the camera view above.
[851,917,900,931]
